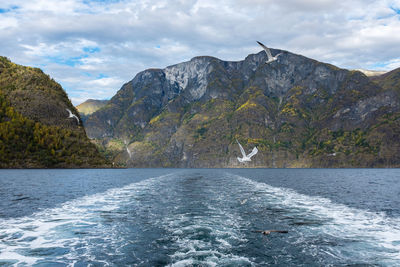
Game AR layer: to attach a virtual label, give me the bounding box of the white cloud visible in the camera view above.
[381,58,400,70]
[1,0,400,105]
[87,77,122,87]
[0,16,18,29]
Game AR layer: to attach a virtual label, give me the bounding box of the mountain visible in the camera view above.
[76,99,108,123]
[372,67,400,94]
[76,99,108,116]
[353,69,387,77]
[84,50,400,168]
[0,56,110,168]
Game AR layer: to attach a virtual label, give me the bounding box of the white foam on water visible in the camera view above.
[156,176,255,266]
[3,170,396,266]
[169,254,253,267]
[229,173,400,265]
[0,173,177,266]
[0,251,37,266]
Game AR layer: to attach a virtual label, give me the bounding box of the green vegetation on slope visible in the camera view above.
[84,52,400,168]
[0,57,109,168]
[372,67,400,98]
[76,99,109,116]
[109,83,400,167]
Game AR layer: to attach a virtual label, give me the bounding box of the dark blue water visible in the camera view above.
[0,169,399,266]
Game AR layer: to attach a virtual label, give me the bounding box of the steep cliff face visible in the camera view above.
[0,57,109,168]
[85,50,400,167]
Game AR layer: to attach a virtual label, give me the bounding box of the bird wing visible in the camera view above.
[257,41,273,60]
[67,108,79,123]
[247,146,258,158]
[236,139,246,157]
[73,114,80,123]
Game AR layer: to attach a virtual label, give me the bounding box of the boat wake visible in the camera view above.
[0,170,399,266]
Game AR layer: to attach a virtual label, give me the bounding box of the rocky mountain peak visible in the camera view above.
[164,56,218,100]
[83,49,400,168]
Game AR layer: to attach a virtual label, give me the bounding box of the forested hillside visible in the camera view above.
[0,56,109,168]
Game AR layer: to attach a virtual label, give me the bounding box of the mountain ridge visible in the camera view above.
[84,50,400,168]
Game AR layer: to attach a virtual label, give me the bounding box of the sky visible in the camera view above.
[1,0,400,105]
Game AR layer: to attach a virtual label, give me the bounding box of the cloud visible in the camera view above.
[385,58,400,70]
[0,0,400,105]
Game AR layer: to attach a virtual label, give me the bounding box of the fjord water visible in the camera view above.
[0,169,399,266]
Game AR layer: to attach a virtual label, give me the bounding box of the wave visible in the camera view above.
[0,172,178,266]
[228,172,400,265]
[1,170,399,266]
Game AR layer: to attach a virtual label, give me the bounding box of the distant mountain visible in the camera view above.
[76,99,109,123]
[84,50,400,168]
[76,99,108,115]
[353,69,387,77]
[0,56,110,168]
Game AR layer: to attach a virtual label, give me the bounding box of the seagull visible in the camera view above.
[236,139,258,163]
[252,230,288,235]
[66,108,80,124]
[257,41,282,64]
[240,199,248,205]
[126,147,132,158]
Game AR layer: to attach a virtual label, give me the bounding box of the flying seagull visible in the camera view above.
[252,230,288,235]
[257,41,282,64]
[66,108,80,124]
[236,139,258,163]
[126,147,132,158]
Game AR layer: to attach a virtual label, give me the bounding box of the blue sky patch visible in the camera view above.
[46,54,88,67]
[0,5,18,13]
[83,46,100,53]
[370,62,388,70]
[391,6,400,14]
[82,72,93,77]
[97,73,109,79]
[83,0,121,5]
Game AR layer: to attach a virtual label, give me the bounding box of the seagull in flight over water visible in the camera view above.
[236,139,258,163]
[257,41,282,64]
[66,108,80,124]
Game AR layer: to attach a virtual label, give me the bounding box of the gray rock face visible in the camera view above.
[87,50,392,138]
[84,49,400,167]
[164,56,211,100]
[85,50,283,138]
